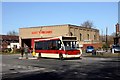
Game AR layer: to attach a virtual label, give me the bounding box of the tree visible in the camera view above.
[100,33,115,49]
[111,32,116,37]
[7,30,18,36]
[81,20,93,28]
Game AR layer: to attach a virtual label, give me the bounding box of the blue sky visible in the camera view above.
[2,2,118,35]
[118,1,120,24]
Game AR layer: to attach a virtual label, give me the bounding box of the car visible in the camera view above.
[111,45,120,53]
[86,46,94,53]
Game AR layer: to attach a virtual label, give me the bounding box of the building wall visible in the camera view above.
[82,43,102,50]
[68,25,99,45]
[19,25,69,39]
[19,24,100,48]
[114,23,120,45]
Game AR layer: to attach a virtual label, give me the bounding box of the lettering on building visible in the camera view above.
[31,30,52,34]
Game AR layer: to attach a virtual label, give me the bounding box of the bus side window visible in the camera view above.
[47,40,54,50]
[52,40,60,50]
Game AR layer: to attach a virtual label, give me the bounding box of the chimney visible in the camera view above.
[116,23,120,36]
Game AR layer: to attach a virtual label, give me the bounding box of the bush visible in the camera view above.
[102,44,109,50]
[1,48,21,54]
[2,48,10,53]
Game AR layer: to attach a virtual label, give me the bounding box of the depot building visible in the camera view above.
[19,24,101,49]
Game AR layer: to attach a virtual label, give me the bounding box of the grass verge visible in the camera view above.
[83,53,120,58]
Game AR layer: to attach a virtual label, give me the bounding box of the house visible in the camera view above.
[0,35,19,51]
[114,23,120,45]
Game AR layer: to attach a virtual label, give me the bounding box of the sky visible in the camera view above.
[1,2,119,35]
[118,1,120,24]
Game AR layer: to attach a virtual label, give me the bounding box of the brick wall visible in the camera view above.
[82,43,102,50]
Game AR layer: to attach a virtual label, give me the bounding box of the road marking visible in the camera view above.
[18,57,38,60]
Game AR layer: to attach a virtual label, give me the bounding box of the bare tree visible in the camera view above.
[81,20,93,28]
[100,33,115,48]
[111,32,116,37]
[7,30,18,36]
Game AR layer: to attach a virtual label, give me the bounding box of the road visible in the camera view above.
[1,54,120,80]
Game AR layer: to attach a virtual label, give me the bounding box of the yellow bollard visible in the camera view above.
[32,51,36,57]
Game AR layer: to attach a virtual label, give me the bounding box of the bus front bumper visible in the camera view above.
[63,54,81,58]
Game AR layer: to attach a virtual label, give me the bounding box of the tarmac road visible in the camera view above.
[1,54,120,80]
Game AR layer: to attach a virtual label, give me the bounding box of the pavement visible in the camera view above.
[18,57,38,60]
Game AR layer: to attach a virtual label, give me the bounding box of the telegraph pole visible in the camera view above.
[106,27,108,52]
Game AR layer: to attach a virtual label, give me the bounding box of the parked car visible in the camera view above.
[111,45,120,53]
[86,46,94,53]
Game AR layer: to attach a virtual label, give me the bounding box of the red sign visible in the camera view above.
[31,30,52,34]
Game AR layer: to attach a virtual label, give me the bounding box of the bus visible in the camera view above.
[33,36,82,59]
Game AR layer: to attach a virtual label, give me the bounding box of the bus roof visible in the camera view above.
[34,36,77,42]
[34,38,60,41]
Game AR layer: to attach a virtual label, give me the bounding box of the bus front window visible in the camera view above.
[63,41,77,50]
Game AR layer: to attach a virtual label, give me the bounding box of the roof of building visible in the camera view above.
[0,35,19,40]
[19,24,99,31]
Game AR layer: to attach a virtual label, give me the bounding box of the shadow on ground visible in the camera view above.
[2,58,120,80]
[2,65,120,80]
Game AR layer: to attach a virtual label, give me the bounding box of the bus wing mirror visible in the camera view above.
[60,46,64,50]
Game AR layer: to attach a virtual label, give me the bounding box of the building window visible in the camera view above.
[80,33,82,41]
[94,35,96,40]
[87,34,89,40]
[70,32,73,36]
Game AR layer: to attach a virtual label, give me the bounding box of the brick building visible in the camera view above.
[19,24,101,49]
[114,23,120,45]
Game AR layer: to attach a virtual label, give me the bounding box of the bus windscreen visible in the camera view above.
[63,41,77,50]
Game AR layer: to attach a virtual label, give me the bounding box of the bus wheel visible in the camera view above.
[59,54,63,60]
